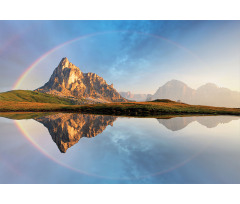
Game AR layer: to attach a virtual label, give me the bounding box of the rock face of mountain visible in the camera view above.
[119,91,148,101]
[36,113,116,153]
[147,80,240,108]
[36,57,127,102]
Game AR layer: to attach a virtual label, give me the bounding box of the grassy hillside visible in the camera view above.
[60,101,240,116]
[0,90,239,116]
[0,112,206,120]
[0,100,239,116]
[0,90,74,105]
[0,112,55,120]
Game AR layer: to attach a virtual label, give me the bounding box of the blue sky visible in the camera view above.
[0,20,239,93]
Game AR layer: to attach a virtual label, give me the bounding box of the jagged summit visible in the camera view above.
[58,57,79,70]
[60,57,69,66]
[36,58,127,102]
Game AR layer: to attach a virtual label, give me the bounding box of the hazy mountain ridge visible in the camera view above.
[150,80,195,102]
[157,116,239,131]
[147,80,240,108]
[36,58,127,103]
[119,91,148,101]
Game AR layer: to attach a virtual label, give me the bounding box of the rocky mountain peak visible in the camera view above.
[58,57,79,70]
[36,58,127,102]
[60,57,69,65]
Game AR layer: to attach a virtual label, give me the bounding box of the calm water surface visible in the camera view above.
[0,113,239,184]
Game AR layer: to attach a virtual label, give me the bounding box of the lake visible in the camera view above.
[0,113,239,184]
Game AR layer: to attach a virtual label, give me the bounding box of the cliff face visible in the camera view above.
[36,113,117,153]
[36,57,127,102]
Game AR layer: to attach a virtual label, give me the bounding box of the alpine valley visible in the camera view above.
[121,80,240,108]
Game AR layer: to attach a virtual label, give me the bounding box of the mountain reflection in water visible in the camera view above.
[157,116,239,131]
[30,113,239,153]
[0,113,239,183]
[36,113,116,153]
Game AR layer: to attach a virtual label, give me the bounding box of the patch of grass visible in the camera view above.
[0,90,74,105]
[0,112,55,120]
[0,100,239,117]
[150,99,177,103]
[0,91,239,117]
[0,112,222,120]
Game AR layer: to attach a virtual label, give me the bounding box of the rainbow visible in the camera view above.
[12,30,203,90]
[12,31,205,180]
[14,120,105,179]
[12,32,105,89]
[15,119,210,180]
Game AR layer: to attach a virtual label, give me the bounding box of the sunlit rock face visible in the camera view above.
[157,116,239,131]
[36,113,116,153]
[36,57,127,102]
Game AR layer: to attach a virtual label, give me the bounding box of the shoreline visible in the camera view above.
[0,111,240,121]
[0,101,239,118]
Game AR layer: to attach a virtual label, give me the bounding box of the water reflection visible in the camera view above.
[35,113,116,153]
[21,113,239,153]
[157,116,239,131]
[0,113,239,183]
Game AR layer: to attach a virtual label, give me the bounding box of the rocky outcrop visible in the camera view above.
[36,57,127,102]
[36,113,117,153]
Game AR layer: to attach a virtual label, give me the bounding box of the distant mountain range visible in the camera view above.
[119,91,148,102]
[157,116,239,131]
[36,58,127,103]
[34,57,239,107]
[33,113,239,152]
[120,80,240,108]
